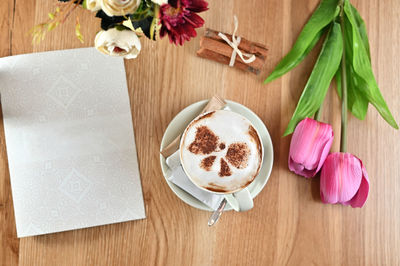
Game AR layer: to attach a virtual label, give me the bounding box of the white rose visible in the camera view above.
[99,0,141,17]
[151,0,168,5]
[95,28,141,59]
[86,0,101,11]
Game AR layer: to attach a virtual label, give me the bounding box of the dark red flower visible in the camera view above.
[159,0,208,45]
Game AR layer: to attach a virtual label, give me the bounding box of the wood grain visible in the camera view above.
[1,0,399,265]
[0,1,20,265]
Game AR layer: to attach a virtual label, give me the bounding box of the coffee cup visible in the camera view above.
[180,110,263,211]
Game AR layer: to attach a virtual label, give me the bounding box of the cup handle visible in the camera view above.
[224,188,253,212]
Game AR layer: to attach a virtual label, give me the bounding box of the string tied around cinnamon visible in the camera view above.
[218,16,256,67]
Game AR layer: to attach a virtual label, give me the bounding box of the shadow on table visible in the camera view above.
[310,173,321,202]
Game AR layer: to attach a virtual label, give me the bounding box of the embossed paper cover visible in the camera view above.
[0,48,146,237]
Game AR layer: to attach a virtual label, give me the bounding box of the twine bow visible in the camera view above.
[218,16,256,67]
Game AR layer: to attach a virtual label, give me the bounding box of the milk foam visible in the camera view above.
[180,110,262,193]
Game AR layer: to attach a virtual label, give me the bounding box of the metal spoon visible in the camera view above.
[208,198,227,226]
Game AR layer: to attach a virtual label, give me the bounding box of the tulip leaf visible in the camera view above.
[264,0,339,83]
[344,0,398,129]
[336,64,369,120]
[350,4,370,60]
[335,67,341,94]
[284,22,343,136]
[336,14,369,120]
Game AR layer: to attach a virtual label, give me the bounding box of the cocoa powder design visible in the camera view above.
[226,142,250,169]
[188,126,219,155]
[200,156,216,171]
[219,158,232,177]
[188,127,252,178]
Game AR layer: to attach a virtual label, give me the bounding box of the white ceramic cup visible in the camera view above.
[179,110,264,212]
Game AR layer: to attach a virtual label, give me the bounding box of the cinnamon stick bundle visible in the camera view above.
[197,28,268,75]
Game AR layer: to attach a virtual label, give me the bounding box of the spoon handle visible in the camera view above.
[208,198,227,226]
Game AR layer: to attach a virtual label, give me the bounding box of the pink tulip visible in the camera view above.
[288,118,334,178]
[320,152,369,208]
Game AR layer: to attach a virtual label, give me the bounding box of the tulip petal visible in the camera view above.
[302,122,333,172]
[316,134,333,174]
[289,158,316,177]
[289,118,316,167]
[338,153,363,203]
[320,153,363,204]
[345,161,369,208]
[289,158,305,173]
[288,118,333,178]
[320,154,340,204]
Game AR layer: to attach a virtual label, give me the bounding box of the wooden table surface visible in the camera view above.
[1,0,399,265]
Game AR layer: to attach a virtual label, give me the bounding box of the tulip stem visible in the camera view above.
[314,106,322,121]
[339,0,347,153]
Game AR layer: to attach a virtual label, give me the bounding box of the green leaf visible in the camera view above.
[264,0,340,84]
[348,68,369,120]
[335,15,369,120]
[344,0,398,129]
[75,20,84,43]
[130,1,154,22]
[350,4,370,60]
[114,25,128,31]
[284,22,343,136]
[149,5,159,41]
[335,67,342,97]
[336,64,369,120]
[122,18,135,31]
[131,16,155,40]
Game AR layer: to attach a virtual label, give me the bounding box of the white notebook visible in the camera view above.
[0,48,146,237]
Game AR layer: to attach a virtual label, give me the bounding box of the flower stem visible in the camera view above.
[339,0,347,153]
[314,105,322,121]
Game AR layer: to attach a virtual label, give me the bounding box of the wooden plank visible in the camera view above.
[0,0,20,265]
[0,0,398,265]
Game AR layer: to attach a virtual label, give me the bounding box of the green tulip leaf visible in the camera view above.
[336,14,369,120]
[350,4,371,60]
[336,64,369,120]
[284,22,343,136]
[264,0,340,84]
[344,0,398,129]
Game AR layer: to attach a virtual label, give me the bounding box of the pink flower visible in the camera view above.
[288,118,334,178]
[320,152,369,208]
[159,0,208,45]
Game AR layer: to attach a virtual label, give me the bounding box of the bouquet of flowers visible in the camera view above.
[265,0,398,208]
[32,0,209,58]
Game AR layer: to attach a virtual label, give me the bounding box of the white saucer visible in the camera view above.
[159,100,274,211]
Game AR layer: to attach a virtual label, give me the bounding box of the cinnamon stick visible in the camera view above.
[197,27,268,75]
[197,48,260,75]
[199,37,265,70]
[204,28,268,59]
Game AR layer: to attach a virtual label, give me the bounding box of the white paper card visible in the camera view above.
[0,48,146,237]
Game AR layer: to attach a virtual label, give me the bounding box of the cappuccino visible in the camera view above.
[180,110,263,193]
